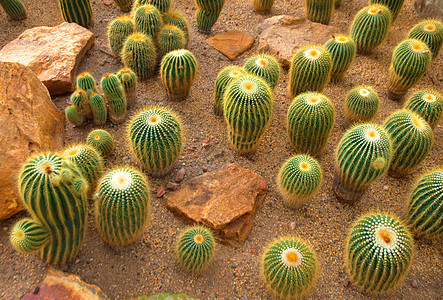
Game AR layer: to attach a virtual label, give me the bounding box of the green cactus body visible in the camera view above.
[195,0,225,13]
[101,73,127,124]
[134,5,163,39]
[128,107,183,176]
[122,33,157,79]
[65,105,85,126]
[305,0,334,25]
[176,226,216,272]
[243,54,280,90]
[408,19,443,60]
[345,213,414,292]
[112,0,134,12]
[344,86,380,124]
[384,110,434,176]
[95,167,150,246]
[370,0,405,22]
[404,90,443,130]
[324,35,356,80]
[194,0,225,33]
[163,11,189,45]
[108,15,135,58]
[213,66,248,116]
[0,0,26,20]
[277,155,323,208]
[134,0,171,14]
[160,49,198,101]
[349,4,392,54]
[406,170,443,238]
[223,76,273,154]
[58,0,93,28]
[63,144,103,184]
[287,92,335,156]
[89,93,107,125]
[288,45,332,98]
[70,89,91,118]
[334,123,392,203]
[157,25,186,59]
[261,237,318,299]
[388,39,432,100]
[252,0,275,12]
[10,219,50,253]
[76,72,97,92]
[87,129,115,157]
[117,67,138,106]
[14,153,88,265]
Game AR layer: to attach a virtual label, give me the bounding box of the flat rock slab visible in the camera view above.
[165,164,268,246]
[21,268,109,299]
[207,30,255,60]
[258,15,338,68]
[0,22,94,95]
[0,62,65,220]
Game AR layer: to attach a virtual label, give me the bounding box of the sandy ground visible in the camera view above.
[0,0,442,299]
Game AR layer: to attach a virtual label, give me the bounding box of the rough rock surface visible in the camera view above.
[206,30,255,60]
[165,164,268,246]
[0,62,65,220]
[257,15,338,68]
[0,22,94,95]
[414,0,443,18]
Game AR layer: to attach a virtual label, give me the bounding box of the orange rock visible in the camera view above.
[206,30,255,60]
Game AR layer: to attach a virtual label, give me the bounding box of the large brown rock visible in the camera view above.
[207,30,255,60]
[165,164,268,246]
[257,15,338,68]
[0,62,65,220]
[0,22,94,95]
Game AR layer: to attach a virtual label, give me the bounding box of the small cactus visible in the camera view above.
[163,10,189,45]
[76,72,97,93]
[65,105,85,126]
[370,0,405,22]
[134,4,163,39]
[261,236,318,299]
[101,73,127,124]
[194,0,226,34]
[133,0,171,14]
[108,15,135,58]
[10,219,50,253]
[58,0,93,28]
[87,129,115,157]
[63,144,103,184]
[324,34,356,81]
[0,0,26,20]
[251,0,275,12]
[344,86,380,124]
[89,92,108,125]
[408,19,443,60]
[404,90,443,130]
[122,33,157,79]
[305,0,334,25]
[70,89,91,118]
[116,67,138,106]
[243,53,280,90]
[345,213,414,292]
[213,66,248,116]
[111,0,133,12]
[157,25,186,59]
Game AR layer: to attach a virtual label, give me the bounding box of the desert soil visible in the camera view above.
[0,0,442,299]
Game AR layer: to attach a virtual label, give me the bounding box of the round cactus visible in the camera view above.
[287,92,335,156]
[122,33,157,79]
[408,19,443,60]
[95,167,150,246]
[70,89,91,118]
[133,0,171,14]
[76,71,97,92]
[243,54,280,90]
[65,105,85,126]
[128,107,183,176]
[305,0,334,25]
[0,0,26,20]
[344,86,380,124]
[288,44,332,98]
[345,213,414,292]
[116,67,138,107]
[334,123,392,203]
[261,236,318,299]
[87,129,114,157]
[63,144,103,184]
[101,73,127,124]
[58,0,93,28]
[157,25,186,59]
[349,4,392,54]
[384,110,434,176]
[213,66,248,116]
[370,0,405,22]
[107,15,134,58]
[388,39,432,100]
[404,90,443,130]
[277,155,323,208]
[111,0,133,12]
[405,169,443,238]
[223,76,273,154]
[194,0,225,34]
[324,34,356,81]
[163,10,189,45]
[160,49,198,101]
[252,0,275,12]
[134,4,163,39]
[10,218,50,253]
[176,226,216,272]
[89,93,107,125]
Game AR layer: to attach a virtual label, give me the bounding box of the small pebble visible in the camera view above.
[103,0,111,5]
[290,222,296,231]
[32,286,39,295]
[250,247,257,256]
[156,186,166,198]
[166,182,179,191]
[175,168,186,182]
[202,166,208,172]
[411,279,418,288]
[383,185,389,190]
[202,139,210,148]
[231,264,236,269]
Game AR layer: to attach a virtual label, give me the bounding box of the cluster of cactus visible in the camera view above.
[213,66,248,116]
[133,0,171,14]
[63,144,103,184]
[112,0,134,12]
[344,86,380,124]
[370,0,405,22]
[404,90,443,130]
[87,129,115,157]
[101,73,128,124]
[324,35,356,81]
[251,0,275,12]
[1,0,26,20]
[116,68,138,106]
[163,10,189,45]
[195,0,226,33]
[408,19,443,60]
[58,0,93,28]
[305,0,335,25]
[243,54,281,90]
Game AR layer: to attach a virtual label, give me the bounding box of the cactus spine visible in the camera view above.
[324,35,356,81]
[111,0,133,12]
[58,0,93,28]
[117,67,138,106]
[10,219,50,253]
[243,54,280,90]
[133,0,171,14]
[163,11,189,45]
[252,0,275,12]
[157,25,186,59]
[344,86,380,124]
[408,19,443,60]
[0,0,26,20]
[213,66,248,116]
[108,15,135,58]
[89,93,107,125]
[134,4,163,39]
[122,33,157,79]
[194,0,226,33]
[65,105,85,126]
[404,90,443,130]
[370,0,405,22]
[305,0,334,25]
[101,73,127,124]
[87,129,115,157]
[76,72,97,93]
[63,144,103,184]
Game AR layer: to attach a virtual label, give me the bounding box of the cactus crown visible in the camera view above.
[334,35,350,43]
[117,15,132,23]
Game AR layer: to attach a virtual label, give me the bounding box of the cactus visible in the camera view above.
[344,86,380,124]
[349,4,392,54]
[223,76,273,154]
[133,0,171,14]
[388,39,432,100]
[261,236,318,299]
[305,0,334,25]
[111,0,134,12]
[404,90,443,130]
[334,123,392,203]
[194,0,226,34]
[89,93,107,125]
[101,73,127,124]
[116,67,138,106]
[252,0,275,12]
[163,10,189,45]
[134,4,163,39]
[408,19,443,60]
[12,153,88,265]
[213,66,248,116]
[157,25,186,59]
[405,169,443,238]
[63,144,103,184]
[176,226,216,272]
[345,213,414,292]
[288,45,332,98]
[324,34,356,81]
[65,105,85,126]
[370,0,405,22]
[122,33,157,79]
[243,54,280,90]
[58,0,93,28]
[87,129,114,157]
[76,72,97,93]
[0,0,26,20]
[277,155,323,208]
[287,92,335,156]
[384,110,434,176]
[108,15,135,58]
[70,89,91,118]
[95,167,150,246]
[128,107,183,176]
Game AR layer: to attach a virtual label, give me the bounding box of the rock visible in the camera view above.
[257,15,338,68]
[0,62,65,220]
[207,30,255,60]
[411,279,419,288]
[166,182,180,191]
[175,167,186,182]
[0,22,94,95]
[414,0,443,18]
[21,268,109,299]
[290,222,296,231]
[156,186,166,198]
[165,164,268,246]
